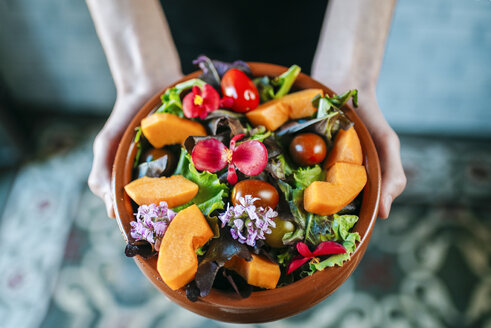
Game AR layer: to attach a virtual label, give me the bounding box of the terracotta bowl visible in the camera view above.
[112,63,381,323]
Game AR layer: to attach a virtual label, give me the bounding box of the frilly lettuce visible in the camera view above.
[309,214,361,271]
[293,165,324,189]
[156,79,206,117]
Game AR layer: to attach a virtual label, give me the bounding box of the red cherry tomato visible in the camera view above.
[221,68,260,113]
[289,133,327,166]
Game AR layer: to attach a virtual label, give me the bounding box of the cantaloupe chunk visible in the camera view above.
[304,162,367,215]
[157,205,213,290]
[246,89,323,131]
[141,113,207,148]
[324,127,363,169]
[284,89,324,119]
[224,254,281,289]
[124,175,198,207]
[245,101,290,131]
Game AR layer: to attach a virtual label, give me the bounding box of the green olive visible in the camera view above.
[265,219,296,248]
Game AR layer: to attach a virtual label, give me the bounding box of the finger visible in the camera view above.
[375,131,407,219]
[88,131,116,218]
[104,192,116,218]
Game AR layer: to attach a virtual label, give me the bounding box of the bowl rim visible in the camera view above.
[112,62,381,314]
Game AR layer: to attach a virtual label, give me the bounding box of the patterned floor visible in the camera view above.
[0,120,490,328]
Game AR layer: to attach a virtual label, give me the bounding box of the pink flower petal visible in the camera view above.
[227,163,238,185]
[296,242,314,258]
[191,139,228,172]
[312,241,346,257]
[287,256,310,275]
[229,134,245,150]
[232,140,268,176]
[191,85,202,95]
[201,84,220,113]
[182,91,201,118]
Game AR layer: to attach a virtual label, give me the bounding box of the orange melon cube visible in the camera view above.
[124,175,198,207]
[141,113,206,148]
[324,127,363,169]
[157,205,213,290]
[304,162,367,215]
[224,254,281,289]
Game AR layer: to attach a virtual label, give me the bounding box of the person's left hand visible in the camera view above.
[349,88,406,218]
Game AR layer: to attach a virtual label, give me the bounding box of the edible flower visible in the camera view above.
[191,134,268,185]
[287,241,346,275]
[218,195,277,246]
[130,201,176,250]
[182,84,220,119]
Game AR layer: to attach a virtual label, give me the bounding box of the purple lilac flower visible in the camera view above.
[218,195,278,246]
[130,201,176,247]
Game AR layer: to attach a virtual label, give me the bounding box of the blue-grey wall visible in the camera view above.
[378,0,491,136]
[1,0,490,135]
[0,0,116,114]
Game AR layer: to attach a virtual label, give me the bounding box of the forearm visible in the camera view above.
[312,0,396,93]
[86,0,182,97]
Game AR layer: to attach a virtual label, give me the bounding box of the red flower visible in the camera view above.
[182,84,220,119]
[287,241,346,275]
[191,134,268,185]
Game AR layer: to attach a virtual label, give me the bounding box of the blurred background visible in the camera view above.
[0,0,490,327]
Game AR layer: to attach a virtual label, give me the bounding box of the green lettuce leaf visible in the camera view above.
[156,79,206,117]
[277,180,306,244]
[253,65,301,102]
[172,149,228,216]
[266,154,294,180]
[276,248,294,267]
[309,214,361,271]
[304,214,331,245]
[293,165,324,190]
[329,214,359,241]
[272,64,301,99]
[310,232,360,270]
[245,125,272,142]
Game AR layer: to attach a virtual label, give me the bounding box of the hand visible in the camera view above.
[88,91,158,218]
[354,90,407,218]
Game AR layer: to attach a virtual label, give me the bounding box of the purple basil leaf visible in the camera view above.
[209,117,246,138]
[193,229,252,297]
[195,260,220,297]
[137,155,173,178]
[193,55,221,91]
[193,55,252,91]
[186,280,200,302]
[124,242,155,259]
[222,269,252,298]
[211,59,251,77]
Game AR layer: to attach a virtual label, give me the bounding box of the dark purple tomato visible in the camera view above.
[265,219,296,248]
[231,179,279,209]
[289,133,327,166]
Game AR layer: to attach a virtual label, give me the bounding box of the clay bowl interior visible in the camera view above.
[112,63,381,323]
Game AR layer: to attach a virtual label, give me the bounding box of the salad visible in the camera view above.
[123,56,366,301]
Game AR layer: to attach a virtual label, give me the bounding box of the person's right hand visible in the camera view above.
[88,91,158,218]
